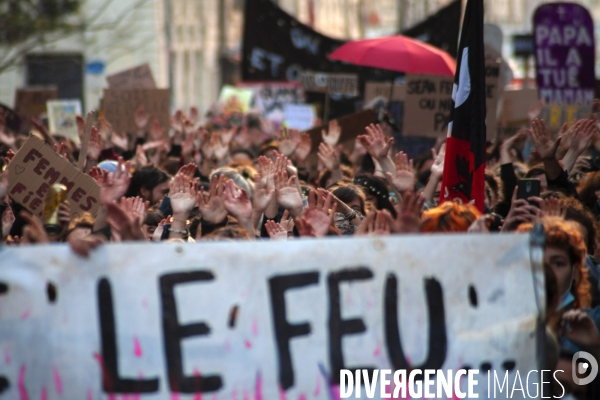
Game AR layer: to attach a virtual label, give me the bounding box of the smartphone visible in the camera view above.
[517,179,541,202]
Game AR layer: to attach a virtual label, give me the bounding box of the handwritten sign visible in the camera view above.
[300,73,359,96]
[403,74,454,137]
[238,82,304,122]
[0,234,541,398]
[533,3,595,104]
[7,135,100,218]
[538,104,592,132]
[103,89,170,135]
[106,64,157,89]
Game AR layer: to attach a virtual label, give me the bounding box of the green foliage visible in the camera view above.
[0,0,81,45]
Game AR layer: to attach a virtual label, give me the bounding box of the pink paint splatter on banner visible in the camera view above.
[243,388,250,400]
[18,364,29,400]
[452,360,464,400]
[314,374,321,396]
[298,394,306,400]
[170,393,180,400]
[107,394,116,400]
[193,368,202,400]
[87,388,93,400]
[40,387,47,400]
[252,320,258,336]
[278,385,287,400]
[142,299,148,308]
[21,310,30,320]
[330,385,341,400]
[373,345,381,356]
[133,337,143,357]
[244,340,252,348]
[4,349,9,364]
[254,372,263,400]
[232,387,237,400]
[53,366,63,395]
[225,340,232,352]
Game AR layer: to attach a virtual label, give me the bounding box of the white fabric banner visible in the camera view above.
[0,234,544,399]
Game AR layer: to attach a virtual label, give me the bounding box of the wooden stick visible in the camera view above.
[77,111,95,171]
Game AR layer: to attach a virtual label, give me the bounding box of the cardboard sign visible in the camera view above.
[300,72,359,96]
[0,234,542,399]
[46,100,82,144]
[363,82,405,108]
[238,82,304,123]
[284,104,316,130]
[103,89,170,135]
[403,74,454,137]
[533,3,595,104]
[106,63,157,89]
[538,104,592,132]
[14,87,57,119]
[7,135,100,218]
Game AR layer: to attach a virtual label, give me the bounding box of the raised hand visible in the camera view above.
[529,118,560,160]
[500,189,540,232]
[170,109,184,132]
[387,151,415,193]
[69,235,105,257]
[430,143,446,178]
[356,210,392,236]
[277,127,301,157]
[189,106,199,126]
[197,174,228,224]
[120,196,149,227]
[265,220,287,240]
[177,163,198,180]
[561,309,600,355]
[20,212,49,244]
[317,142,340,171]
[111,131,129,150]
[569,119,595,155]
[391,191,425,234]
[106,201,145,241]
[149,119,165,141]
[358,123,393,160]
[321,119,341,146]
[97,116,113,146]
[87,127,102,162]
[169,174,198,216]
[274,168,303,218]
[294,132,312,162]
[99,157,131,204]
[222,179,253,223]
[253,172,275,214]
[134,107,150,130]
[299,189,337,237]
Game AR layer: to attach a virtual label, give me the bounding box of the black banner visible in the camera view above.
[402,0,461,58]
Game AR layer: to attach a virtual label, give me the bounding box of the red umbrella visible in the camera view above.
[328,35,456,77]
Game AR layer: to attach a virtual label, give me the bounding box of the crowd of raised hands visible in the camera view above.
[1,100,600,256]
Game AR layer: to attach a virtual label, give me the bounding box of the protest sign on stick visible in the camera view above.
[77,111,96,171]
[403,74,454,137]
[106,63,157,89]
[533,3,595,104]
[103,89,170,136]
[0,234,543,398]
[7,135,100,218]
[238,82,304,123]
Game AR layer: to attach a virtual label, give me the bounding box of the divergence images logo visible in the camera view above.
[572,351,598,386]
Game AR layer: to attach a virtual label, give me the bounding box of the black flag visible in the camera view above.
[439,0,486,211]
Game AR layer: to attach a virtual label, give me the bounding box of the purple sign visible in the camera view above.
[533,2,595,104]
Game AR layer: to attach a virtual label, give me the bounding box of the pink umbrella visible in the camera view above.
[328,35,456,77]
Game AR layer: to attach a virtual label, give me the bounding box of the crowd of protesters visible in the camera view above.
[0,98,600,398]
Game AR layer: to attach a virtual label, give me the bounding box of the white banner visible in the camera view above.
[0,234,544,399]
